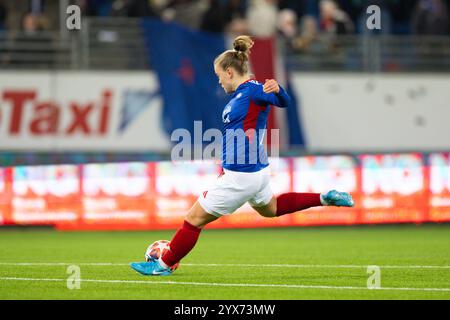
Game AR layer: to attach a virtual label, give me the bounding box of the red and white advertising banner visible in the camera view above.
[80,162,153,225]
[292,155,360,226]
[0,167,7,224]
[360,153,427,224]
[1,153,449,230]
[11,164,80,224]
[154,160,220,227]
[0,72,170,152]
[429,153,450,222]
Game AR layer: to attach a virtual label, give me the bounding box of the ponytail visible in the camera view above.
[214,35,254,75]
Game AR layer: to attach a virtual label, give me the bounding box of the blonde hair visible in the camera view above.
[214,35,254,76]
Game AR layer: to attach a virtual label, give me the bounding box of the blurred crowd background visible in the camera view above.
[0,0,449,73]
[1,0,449,39]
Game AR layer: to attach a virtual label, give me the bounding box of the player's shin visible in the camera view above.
[275,192,322,217]
[275,191,354,217]
[160,220,202,268]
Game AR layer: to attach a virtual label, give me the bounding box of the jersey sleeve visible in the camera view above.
[252,83,291,108]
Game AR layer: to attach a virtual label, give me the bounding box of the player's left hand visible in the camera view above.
[263,79,280,94]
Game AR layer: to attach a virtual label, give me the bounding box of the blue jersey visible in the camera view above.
[221,79,291,173]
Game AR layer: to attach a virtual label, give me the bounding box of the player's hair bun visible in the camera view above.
[233,35,254,55]
[214,35,253,75]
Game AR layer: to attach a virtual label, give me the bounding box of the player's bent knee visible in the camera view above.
[252,197,277,218]
[257,209,277,218]
[252,205,277,218]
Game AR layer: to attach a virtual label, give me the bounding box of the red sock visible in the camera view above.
[276,193,322,217]
[161,220,201,267]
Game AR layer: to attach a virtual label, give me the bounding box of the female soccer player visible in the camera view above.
[131,35,354,276]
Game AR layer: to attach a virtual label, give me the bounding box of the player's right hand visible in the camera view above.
[263,79,280,94]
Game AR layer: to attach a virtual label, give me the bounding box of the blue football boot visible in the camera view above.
[130,260,173,276]
[320,190,354,207]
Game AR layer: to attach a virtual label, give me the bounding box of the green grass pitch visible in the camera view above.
[0,224,449,300]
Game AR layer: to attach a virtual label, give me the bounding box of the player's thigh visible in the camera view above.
[186,201,219,228]
[252,196,277,218]
[198,169,252,217]
[248,169,276,218]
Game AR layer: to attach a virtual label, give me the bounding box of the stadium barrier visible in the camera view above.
[0,153,449,230]
[1,71,450,153]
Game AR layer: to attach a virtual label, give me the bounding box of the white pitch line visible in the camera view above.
[184,263,450,269]
[0,262,129,266]
[0,276,449,292]
[0,262,449,269]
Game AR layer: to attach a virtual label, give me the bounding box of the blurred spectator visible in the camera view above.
[75,0,94,16]
[200,0,227,33]
[411,0,450,35]
[0,12,56,68]
[319,0,354,35]
[277,8,298,39]
[75,0,112,16]
[127,0,158,17]
[390,0,422,34]
[247,0,278,37]
[277,9,302,53]
[223,0,248,35]
[291,15,319,51]
[201,0,248,34]
[278,0,306,20]
[161,0,209,30]
[76,0,157,17]
[22,12,43,34]
[0,0,6,31]
[148,0,171,15]
[111,0,131,16]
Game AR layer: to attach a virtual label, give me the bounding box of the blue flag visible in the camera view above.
[141,19,229,138]
[285,79,305,146]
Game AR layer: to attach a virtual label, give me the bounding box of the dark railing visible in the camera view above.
[0,17,149,70]
[284,34,450,72]
[0,18,449,72]
[0,31,73,69]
